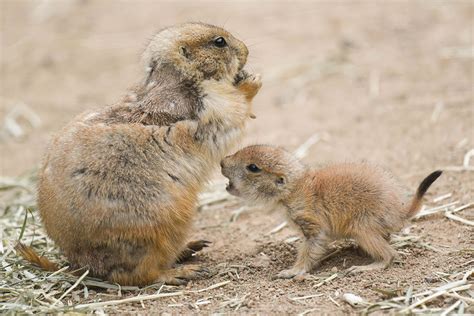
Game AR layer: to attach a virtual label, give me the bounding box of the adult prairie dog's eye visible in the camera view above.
[214,37,227,48]
[246,164,261,173]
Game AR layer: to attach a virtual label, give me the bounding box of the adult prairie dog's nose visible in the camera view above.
[242,44,249,61]
[236,41,248,68]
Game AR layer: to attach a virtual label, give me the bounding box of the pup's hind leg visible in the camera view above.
[348,232,397,274]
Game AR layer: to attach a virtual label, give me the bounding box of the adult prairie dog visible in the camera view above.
[17,23,262,286]
[221,145,441,278]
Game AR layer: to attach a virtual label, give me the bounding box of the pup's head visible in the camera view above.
[143,22,249,82]
[221,145,305,203]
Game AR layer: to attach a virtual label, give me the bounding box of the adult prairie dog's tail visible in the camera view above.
[406,170,443,219]
[15,242,58,272]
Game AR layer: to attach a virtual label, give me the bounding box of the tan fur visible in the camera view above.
[221,145,441,278]
[24,23,262,286]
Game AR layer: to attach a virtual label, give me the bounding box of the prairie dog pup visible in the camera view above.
[221,145,442,279]
[18,23,261,286]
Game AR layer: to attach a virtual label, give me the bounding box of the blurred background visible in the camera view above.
[1,0,472,182]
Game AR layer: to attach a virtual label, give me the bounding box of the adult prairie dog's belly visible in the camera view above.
[38,120,202,237]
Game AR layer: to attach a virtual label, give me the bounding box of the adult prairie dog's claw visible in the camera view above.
[237,72,262,103]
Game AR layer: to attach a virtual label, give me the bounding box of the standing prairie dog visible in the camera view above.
[17,23,262,286]
[221,145,442,279]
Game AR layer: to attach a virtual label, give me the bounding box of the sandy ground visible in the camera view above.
[1,0,473,314]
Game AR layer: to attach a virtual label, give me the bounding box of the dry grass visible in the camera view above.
[362,268,473,315]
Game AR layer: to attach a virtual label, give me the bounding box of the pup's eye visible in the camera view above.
[246,164,261,173]
[214,37,227,48]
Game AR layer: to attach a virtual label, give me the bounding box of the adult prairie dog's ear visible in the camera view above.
[180,46,190,59]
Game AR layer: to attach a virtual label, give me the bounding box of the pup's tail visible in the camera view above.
[15,242,58,272]
[406,170,443,219]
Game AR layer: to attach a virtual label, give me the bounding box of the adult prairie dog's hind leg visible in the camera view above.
[159,264,210,285]
[108,247,210,286]
[112,264,210,286]
[275,235,330,279]
[348,232,397,274]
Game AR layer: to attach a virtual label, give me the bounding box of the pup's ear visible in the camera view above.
[275,175,286,186]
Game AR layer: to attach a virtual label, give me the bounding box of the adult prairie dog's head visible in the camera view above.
[221,145,306,203]
[142,22,249,82]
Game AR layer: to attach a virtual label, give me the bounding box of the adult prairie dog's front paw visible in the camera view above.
[235,71,262,104]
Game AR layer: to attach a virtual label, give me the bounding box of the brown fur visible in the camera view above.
[20,23,262,286]
[221,145,441,278]
[15,243,58,272]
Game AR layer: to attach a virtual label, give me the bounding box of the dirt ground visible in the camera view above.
[1,0,473,314]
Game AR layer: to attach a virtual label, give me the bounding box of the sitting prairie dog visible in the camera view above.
[17,23,262,286]
[221,145,442,279]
